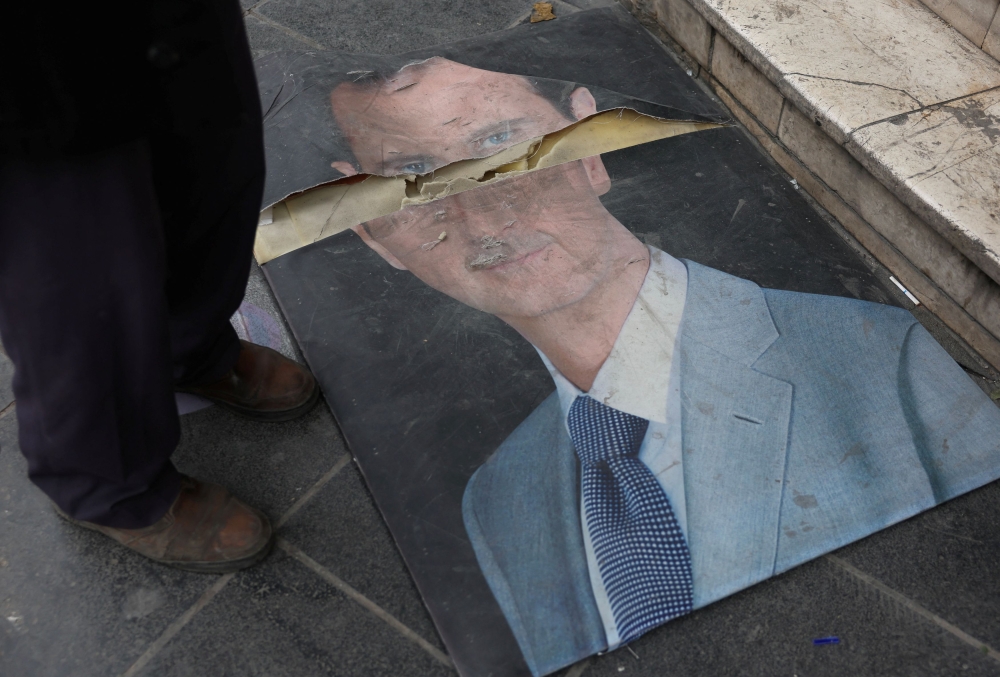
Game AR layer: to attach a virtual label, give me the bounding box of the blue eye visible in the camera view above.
[482,131,512,147]
[400,162,429,174]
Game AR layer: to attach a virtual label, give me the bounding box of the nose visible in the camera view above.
[446,193,520,243]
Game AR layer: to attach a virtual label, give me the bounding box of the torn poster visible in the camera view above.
[256,7,1000,677]
[254,106,718,262]
[256,49,725,209]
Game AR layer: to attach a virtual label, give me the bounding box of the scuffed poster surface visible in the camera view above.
[256,8,1000,677]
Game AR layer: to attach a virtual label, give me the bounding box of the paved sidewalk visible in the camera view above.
[2,2,1000,676]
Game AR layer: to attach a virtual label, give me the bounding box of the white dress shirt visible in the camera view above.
[535,245,688,649]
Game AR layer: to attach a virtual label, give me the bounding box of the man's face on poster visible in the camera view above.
[354,159,618,320]
[335,58,631,321]
[330,57,597,176]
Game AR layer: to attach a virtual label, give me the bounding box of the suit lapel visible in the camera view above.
[678,261,793,608]
[463,392,606,676]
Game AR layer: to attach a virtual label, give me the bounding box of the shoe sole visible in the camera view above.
[184,380,321,423]
[54,505,276,574]
[165,532,275,574]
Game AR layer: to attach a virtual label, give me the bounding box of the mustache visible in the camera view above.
[468,252,508,269]
[468,235,506,269]
[465,233,549,270]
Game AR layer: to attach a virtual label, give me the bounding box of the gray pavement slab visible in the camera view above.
[245,12,320,59]
[254,0,532,54]
[281,462,445,652]
[563,0,617,9]
[0,416,211,677]
[582,555,1000,677]
[837,480,1000,650]
[170,400,348,525]
[136,547,454,677]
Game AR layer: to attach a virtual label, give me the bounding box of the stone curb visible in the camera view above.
[619,0,1000,370]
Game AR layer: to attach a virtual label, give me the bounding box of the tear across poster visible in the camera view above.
[255,7,1000,677]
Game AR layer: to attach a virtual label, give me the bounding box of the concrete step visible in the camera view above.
[921,0,1000,57]
[621,0,1000,370]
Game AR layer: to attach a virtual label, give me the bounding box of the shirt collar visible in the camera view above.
[537,246,688,424]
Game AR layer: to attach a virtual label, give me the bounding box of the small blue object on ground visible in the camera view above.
[813,636,841,645]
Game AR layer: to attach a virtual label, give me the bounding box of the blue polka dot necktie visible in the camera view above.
[567,395,693,643]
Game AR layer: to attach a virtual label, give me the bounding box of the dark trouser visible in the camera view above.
[0,2,264,528]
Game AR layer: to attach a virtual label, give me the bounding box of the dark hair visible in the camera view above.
[342,68,395,87]
[340,60,432,89]
[342,61,579,121]
[524,77,578,121]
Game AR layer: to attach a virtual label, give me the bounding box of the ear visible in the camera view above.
[351,223,409,271]
[569,86,598,121]
[331,161,359,177]
[581,155,611,196]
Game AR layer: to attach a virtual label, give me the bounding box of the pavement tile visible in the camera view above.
[564,0,618,8]
[244,12,319,60]
[256,0,531,54]
[280,462,445,652]
[0,416,211,677]
[171,400,348,521]
[582,556,1000,677]
[837,479,1000,650]
[136,547,455,677]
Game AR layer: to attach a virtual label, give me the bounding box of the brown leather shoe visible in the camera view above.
[55,476,274,573]
[180,340,319,421]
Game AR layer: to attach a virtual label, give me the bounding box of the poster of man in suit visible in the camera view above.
[256,28,1000,677]
[346,154,1000,677]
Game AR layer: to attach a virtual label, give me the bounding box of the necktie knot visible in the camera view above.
[567,395,649,468]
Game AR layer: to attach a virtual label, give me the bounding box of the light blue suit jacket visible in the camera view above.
[462,260,1000,677]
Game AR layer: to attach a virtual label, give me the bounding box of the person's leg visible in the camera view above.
[0,0,296,572]
[0,142,181,528]
[150,0,265,386]
[150,0,317,418]
[0,142,274,572]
